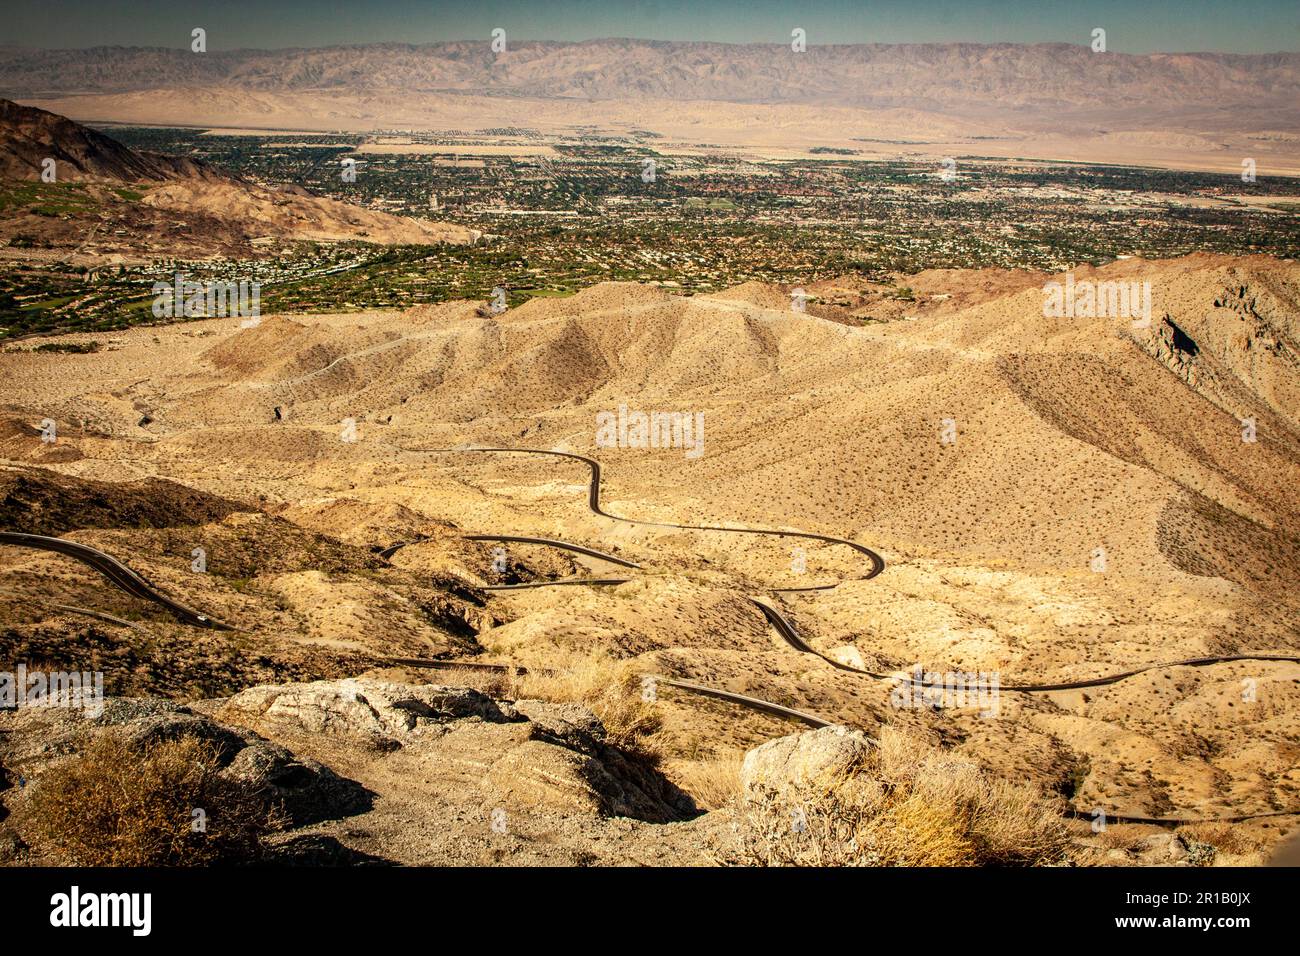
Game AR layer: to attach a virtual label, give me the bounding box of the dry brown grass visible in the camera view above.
[397,655,665,758]
[1177,822,1264,858]
[424,665,517,698]
[1093,825,1153,853]
[508,652,664,760]
[731,727,1070,866]
[21,734,282,866]
[668,753,745,810]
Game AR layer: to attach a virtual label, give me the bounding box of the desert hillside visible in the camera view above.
[0,96,226,182]
[1,252,1298,864]
[0,99,479,255]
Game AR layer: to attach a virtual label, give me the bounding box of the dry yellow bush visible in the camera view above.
[1178,822,1261,858]
[22,734,281,866]
[509,652,664,760]
[425,665,516,698]
[668,753,745,810]
[400,655,663,757]
[732,727,1069,866]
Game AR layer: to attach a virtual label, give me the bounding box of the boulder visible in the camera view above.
[0,697,227,773]
[121,712,248,763]
[510,699,607,755]
[486,740,610,816]
[740,725,873,796]
[480,726,696,823]
[219,739,372,825]
[1139,832,1190,865]
[415,701,697,823]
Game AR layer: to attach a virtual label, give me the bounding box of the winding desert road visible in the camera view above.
[382,532,640,589]
[752,595,1300,692]
[430,446,886,585]
[420,447,1300,693]
[401,446,1300,825]
[8,448,1297,829]
[461,533,642,569]
[0,531,236,631]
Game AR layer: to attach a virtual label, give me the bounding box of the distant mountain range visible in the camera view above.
[2,41,1298,119]
[4,41,1298,175]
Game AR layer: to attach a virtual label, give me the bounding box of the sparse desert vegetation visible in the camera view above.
[2,19,1299,877]
[728,727,1070,867]
[20,734,280,866]
[509,652,664,759]
[2,255,1299,866]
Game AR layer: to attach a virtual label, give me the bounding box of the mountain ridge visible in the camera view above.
[0,99,480,253]
[0,96,230,181]
[3,41,1298,116]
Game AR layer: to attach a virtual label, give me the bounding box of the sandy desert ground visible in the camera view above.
[1,250,1298,863]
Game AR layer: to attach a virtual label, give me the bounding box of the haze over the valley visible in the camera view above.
[5,41,1300,173]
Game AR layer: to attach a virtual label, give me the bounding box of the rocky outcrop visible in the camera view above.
[0,677,702,866]
[1131,270,1300,435]
[490,699,696,822]
[215,679,512,750]
[1147,313,1201,387]
[212,679,696,823]
[740,725,873,796]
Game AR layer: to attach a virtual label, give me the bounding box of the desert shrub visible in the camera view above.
[733,727,1069,867]
[427,665,516,698]
[33,340,100,354]
[510,652,663,760]
[22,734,282,866]
[412,653,663,759]
[1178,822,1261,858]
[1093,825,1150,853]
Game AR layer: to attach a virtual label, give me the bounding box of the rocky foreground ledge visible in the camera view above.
[0,677,1238,867]
[0,677,709,866]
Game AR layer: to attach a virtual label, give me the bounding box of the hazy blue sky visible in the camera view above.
[5,0,1299,53]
